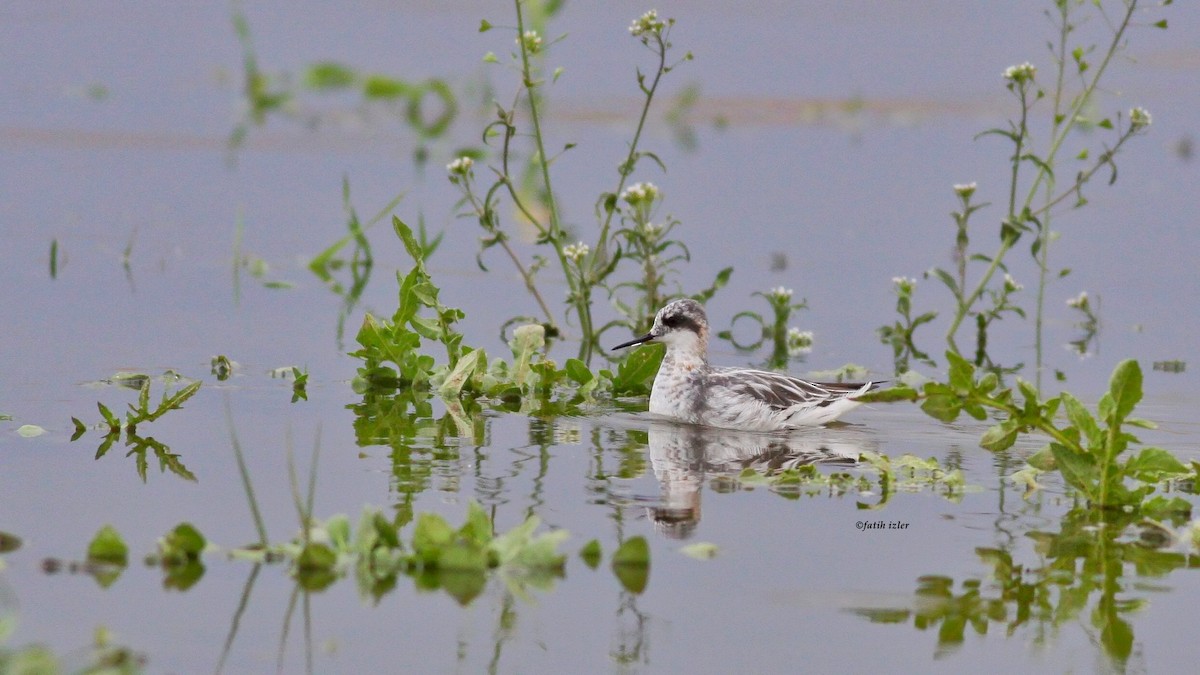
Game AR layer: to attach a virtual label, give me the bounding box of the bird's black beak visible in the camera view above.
[611,332,656,351]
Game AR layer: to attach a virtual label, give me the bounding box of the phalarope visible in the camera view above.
[612,298,879,431]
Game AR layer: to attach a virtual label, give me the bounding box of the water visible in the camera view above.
[2,1,1199,672]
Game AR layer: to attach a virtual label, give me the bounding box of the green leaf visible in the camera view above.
[945,350,975,392]
[1049,443,1097,499]
[611,536,650,594]
[439,348,485,397]
[920,384,962,423]
[564,358,593,385]
[412,513,455,563]
[163,522,206,559]
[459,501,493,547]
[579,539,602,568]
[437,540,488,572]
[87,525,128,565]
[613,344,664,395]
[854,386,918,404]
[980,420,1019,452]
[304,62,356,90]
[1105,359,1142,426]
[1125,447,1188,482]
[363,74,411,100]
[478,18,493,32]
[296,542,337,572]
[1060,392,1101,446]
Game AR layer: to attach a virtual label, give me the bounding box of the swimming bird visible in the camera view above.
[611,298,878,431]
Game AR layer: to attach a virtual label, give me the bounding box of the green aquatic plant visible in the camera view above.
[352,217,660,403]
[861,354,1194,510]
[454,5,718,364]
[851,504,1197,668]
[725,453,970,506]
[717,286,812,369]
[877,276,937,373]
[229,3,459,160]
[70,373,202,482]
[913,0,1166,373]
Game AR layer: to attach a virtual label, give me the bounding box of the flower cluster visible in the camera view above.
[446,156,474,178]
[1002,62,1037,84]
[892,276,917,294]
[953,182,977,199]
[1003,273,1023,293]
[1129,106,1152,131]
[621,181,660,206]
[628,10,666,37]
[562,241,590,263]
[517,30,543,54]
[769,286,794,302]
[1066,291,1090,310]
[786,327,814,356]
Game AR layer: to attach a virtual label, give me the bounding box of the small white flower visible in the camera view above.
[770,286,794,301]
[1130,106,1152,130]
[892,276,916,292]
[787,327,814,356]
[629,9,666,37]
[1003,62,1037,83]
[953,182,977,199]
[1066,291,1089,309]
[446,156,474,177]
[562,241,590,263]
[517,30,543,53]
[640,221,663,237]
[621,181,660,205]
[1004,274,1023,292]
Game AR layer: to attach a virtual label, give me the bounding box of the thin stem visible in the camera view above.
[463,184,556,324]
[596,33,668,257]
[1036,4,1072,390]
[946,0,1139,348]
[514,0,595,359]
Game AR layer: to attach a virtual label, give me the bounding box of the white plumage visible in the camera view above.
[612,298,878,431]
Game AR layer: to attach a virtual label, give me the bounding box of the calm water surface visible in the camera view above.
[2,1,1199,672]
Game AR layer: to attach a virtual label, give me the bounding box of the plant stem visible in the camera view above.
[514,0,595,361]
[596,33,668,258]
[463,185,555,325]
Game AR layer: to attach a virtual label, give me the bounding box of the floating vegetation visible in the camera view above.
[850,505,1198,669]
[862,354,1196,511]
[70,373,201,482]
[725,453,971,506]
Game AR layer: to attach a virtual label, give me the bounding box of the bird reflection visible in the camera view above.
[645,420,879,539]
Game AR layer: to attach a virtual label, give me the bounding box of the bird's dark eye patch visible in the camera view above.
[662,314,681,328]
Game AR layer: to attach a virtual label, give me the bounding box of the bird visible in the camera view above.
[611,298,879,431]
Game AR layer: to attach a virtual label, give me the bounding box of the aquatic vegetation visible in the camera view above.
[352,217,661,401]
[456,4,722,364]
[716,286,812,369]
[878,276,937,373]
[229,3,460,160]
[70,373,201,482]
[725,453,970,506]
[862,354,1195,510]
[851,505,1197,668]
[879,0,1167,378]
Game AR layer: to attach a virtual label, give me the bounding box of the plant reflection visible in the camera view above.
[643,421,879,539]
[849,507,1200,668]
